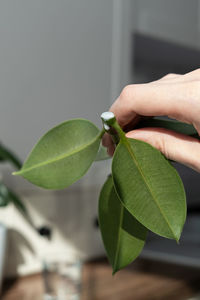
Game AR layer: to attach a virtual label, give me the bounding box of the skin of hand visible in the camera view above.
[102,69,200,172]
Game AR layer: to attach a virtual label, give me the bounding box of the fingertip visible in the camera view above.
[101,132,116,157]
[126,129,147,139]
[125,128,200,172]
[102,132,111,147]
[107,144,115,157]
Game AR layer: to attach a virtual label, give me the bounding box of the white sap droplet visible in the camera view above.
[103,124,110,131]
[101,111,115,121]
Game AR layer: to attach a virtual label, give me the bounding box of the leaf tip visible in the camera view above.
[172,231,181,243]
[112,268,118,276]
[12,171,20,176]
[112,264,122,275]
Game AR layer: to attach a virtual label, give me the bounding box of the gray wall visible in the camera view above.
[0,0,113,161]
[2,0,200,166]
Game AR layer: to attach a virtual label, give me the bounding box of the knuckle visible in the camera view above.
[119,84,135,103]
[166,73,175,77]
[161,73,177,80]
[153,131,169,158]
[159,136,168,158]
[155,135,164,153]
[189,139,200,172]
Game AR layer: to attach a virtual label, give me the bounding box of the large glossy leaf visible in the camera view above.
[99,175,147,274]
[14,119,101,189]
[112,138,186,241]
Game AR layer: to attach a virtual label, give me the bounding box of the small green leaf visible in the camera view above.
[14,119,102,189]
[0,182,28,214]
[0,184,37,231]
[0,182,27,214]
[0,183,10,207]
[95,143,110,161]
[8,189,37,230]
[8,189,27,215]
[138,118,198,137]
[112,138,186,241]
[99,175,147,274]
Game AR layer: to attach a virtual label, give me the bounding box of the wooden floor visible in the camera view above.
[2,258,200,300]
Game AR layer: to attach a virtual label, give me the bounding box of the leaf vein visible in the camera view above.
[124,139,176,239]
[113,201,124,272]
[16,133,101,175]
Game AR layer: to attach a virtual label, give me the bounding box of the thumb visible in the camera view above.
[126,128,200,172]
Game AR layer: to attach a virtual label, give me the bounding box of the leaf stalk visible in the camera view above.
[101,112,126,145]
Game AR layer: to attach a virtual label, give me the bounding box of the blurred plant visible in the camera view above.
[0,143,24,209]
[0,143,39,232]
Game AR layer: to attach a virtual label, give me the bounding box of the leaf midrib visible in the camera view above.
[122,139,177,240]
[113,196,124,273]
[16,133,100,175]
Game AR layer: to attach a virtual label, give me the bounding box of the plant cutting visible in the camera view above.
[13,112,197,273]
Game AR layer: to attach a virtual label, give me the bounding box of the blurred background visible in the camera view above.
[1,0,200,299]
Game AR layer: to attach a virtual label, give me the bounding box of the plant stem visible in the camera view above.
[101,112,126,144]
[99,128,106,139]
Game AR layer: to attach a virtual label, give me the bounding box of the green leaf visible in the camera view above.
[0,184,37,231]
[0,143,22,169]
[0,183,11,207]
[95,143,110,161]
[0,182,28,213]
[138,118,198,137]
[112,138,186,241]
[99,175,147,274]
[8,189,27,215]
[8,189,37,230]
[14,119,102,189]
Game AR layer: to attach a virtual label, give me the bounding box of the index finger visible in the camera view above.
[110,82,196,128]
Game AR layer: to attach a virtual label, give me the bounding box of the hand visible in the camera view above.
[103,69,200,172]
